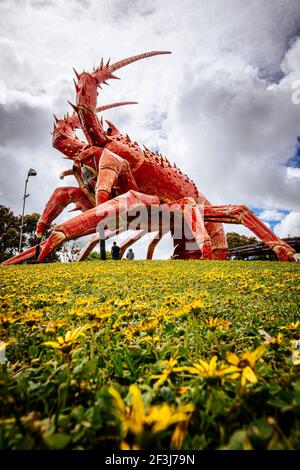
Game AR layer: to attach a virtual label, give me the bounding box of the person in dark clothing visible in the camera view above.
[111,241,121,260]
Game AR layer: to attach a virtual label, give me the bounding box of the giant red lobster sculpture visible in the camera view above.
[3,51,296,265]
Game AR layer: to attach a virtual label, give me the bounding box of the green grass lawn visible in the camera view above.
[1,260,300,450]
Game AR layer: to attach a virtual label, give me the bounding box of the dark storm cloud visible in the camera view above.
[0,102,51,148]
[0,97,67,215]
[0,94,54,199]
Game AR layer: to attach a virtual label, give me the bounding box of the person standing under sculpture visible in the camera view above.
[126,248,135,260]
[111,241,120,260]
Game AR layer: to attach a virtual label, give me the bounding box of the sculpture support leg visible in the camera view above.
[37,191,160,262]
[119,229,147,259]
[205,221,228,260]
[77,233,100,261]
[204,204,296,261]
[1,223,101,266]
[167,197,212,260]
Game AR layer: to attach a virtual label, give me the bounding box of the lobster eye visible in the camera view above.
[107,127,113,135]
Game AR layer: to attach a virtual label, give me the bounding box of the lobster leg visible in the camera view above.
[77,227,125,261]
[204,204,296,261]
[1,224,105,266]
[1,241,49,266]
[36,187,93,237]
[119,229,147,259]
[167,197,212,260]
[205,221,228,260]
[77,233,100,261]
[2,187,93,266]
[95,148,138,205]
[37,191,160,262]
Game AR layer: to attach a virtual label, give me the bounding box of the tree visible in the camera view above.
[21,212,61,261]
[60,241,81,262]
[87,250,112,261]
[226,232,258,250]
[0,204,60,262]
[0,205,20,262]
[22,212,43,248]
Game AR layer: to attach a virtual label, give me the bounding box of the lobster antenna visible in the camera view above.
[109,51,171,73]
[96,101,138,113]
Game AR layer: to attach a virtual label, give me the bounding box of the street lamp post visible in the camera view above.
[99,223,106,260]
[18,168,37,253]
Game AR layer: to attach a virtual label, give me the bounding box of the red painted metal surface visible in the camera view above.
[2,51,295,265]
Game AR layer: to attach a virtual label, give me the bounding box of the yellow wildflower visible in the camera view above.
[43,325,89,354]
[291,350,300,365]
[120,442,141,450]
[139,335,160,344]
[0,314,19,327]
[145,402,195,433]
[205,317,231,331]
[180,356,235,381]
[43,319,66,334]
[23,310,43,327]
[225,345,265,387]
[150,353,183,387]
[242,345,265,368]
[0,337,17,353]
[109,384,194,447]
[178,385,189,395]
[141,317,159,333]
[189,297,208,311]
[171,420,189,448]
[280,321,300,331]
[75,296,99,305]
[258,329,284,345]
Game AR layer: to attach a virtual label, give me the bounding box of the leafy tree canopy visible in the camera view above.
[226,232,258,250]
[0,204,60,262]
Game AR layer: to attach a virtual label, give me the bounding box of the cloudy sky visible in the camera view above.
[0,0,300,258]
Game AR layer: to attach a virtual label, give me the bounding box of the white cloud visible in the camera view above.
[287,166,300,178]
[163,39,300,211]
[274,211,300,237]
[259,209,286,222]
